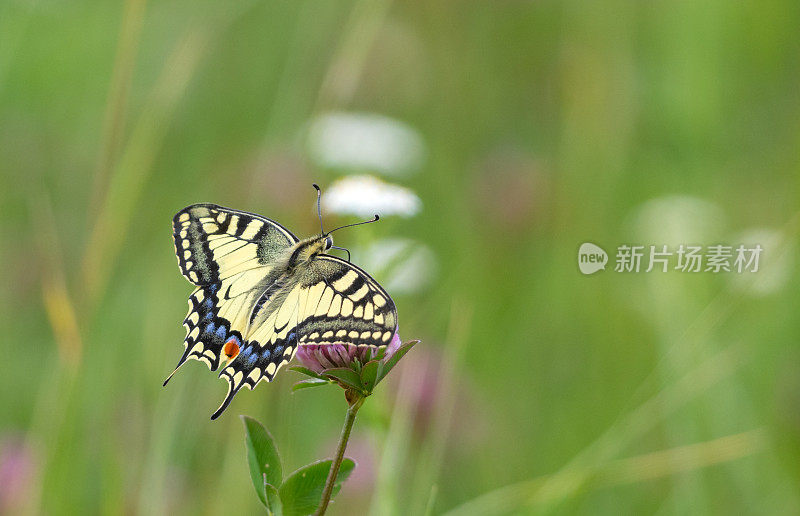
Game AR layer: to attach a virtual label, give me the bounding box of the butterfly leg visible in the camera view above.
[330,245,351,262]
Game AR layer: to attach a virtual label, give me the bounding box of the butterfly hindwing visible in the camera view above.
[298,255,398,347]
[211,287,300,418]
[210,255,398,418]
[167,283,246,376]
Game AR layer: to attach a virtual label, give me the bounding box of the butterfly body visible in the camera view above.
[168,203,397,419]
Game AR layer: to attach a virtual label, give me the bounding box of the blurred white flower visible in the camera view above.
[631,195,726,245]
[307,112,425,176]
[355,237,436,295]
[323,175,421,218]
[729,228,793,296]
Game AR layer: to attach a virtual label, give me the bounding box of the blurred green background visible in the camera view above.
[2,0,799,514]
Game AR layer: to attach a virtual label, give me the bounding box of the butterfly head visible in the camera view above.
[289,235,331,266]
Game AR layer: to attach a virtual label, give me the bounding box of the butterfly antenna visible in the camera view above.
[328,214,380,235]
[313,183,325,234]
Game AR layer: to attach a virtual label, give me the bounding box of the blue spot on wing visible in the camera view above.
[239,346,257,367]
[215,325,227,340]
[205,322,216,334]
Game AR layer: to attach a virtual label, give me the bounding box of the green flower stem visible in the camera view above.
[315,393,365,515]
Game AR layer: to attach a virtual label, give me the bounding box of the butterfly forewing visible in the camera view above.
[173,203,297,285]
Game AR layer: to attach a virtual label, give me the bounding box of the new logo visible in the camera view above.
[578,243,608,275]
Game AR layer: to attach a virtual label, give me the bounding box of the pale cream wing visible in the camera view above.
[167,204,297,382]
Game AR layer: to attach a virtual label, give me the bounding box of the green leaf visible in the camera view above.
[291,378,330,392]
[360,360,380,392]
[288,366,325,380]
[241,416,283,508]
[279,459,356,516]
[265,482,283,516]
[371,347,387,361]
[322,368,363,392]
[377,340,419,383]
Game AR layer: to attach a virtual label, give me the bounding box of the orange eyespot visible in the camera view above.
[223,339,240,360]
